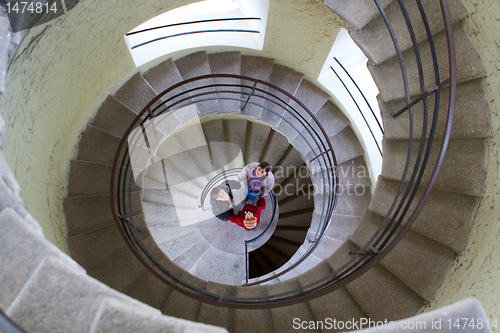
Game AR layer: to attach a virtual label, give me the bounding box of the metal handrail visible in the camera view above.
[109,0,456,309]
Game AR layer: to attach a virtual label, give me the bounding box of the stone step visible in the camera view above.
[296,260,368,325]
[369,176,477,253]
[66,160,122,197]
[240,55,274,118]
[189,246,246,286]
[235,285,273,333]
[113,72,159,115]
[90,297,224,333]
[277,78,330,141]
[0,208,84,311]
[208,51,242,114]
[275,169,312,202]
[272,227,308,246]
[250,248,276,277]
[258,129,290,170]
[260,64,304,127]
[223,118,247,170]
[314,186,371,216]
[76,125,123,165]
[88,248,148,294]
[90,95,138,138]
[277,210,313,228]
[172,237,212,272]
[142,186,198,208]
[266,236,302,258]
[324,213,361,241]
[126,257,181,309]
[380,137,487,197]
[67,224,130,272]
[350,0,467,65]
[143,201,181,225]
[63,192,142,237]
[326,240,425,321]
[174,51,220,117]
[293,252,323,275]
[244,121,272,165]
[323,0,394,30]
[142,57,188,108]
[158,229,205,262]
[268,278,318,333]
[273,146,306,185]
[369,24,486,103]
[197,282,237,331]
[350,210,456,301]
[278,193,314,215]
[202,118,229,171]
[305,233,343,260]
[161,270,207,321]
[259,243,289,269]
[380,79,493,140]
[7,256,153,333]
[144,159,203,197]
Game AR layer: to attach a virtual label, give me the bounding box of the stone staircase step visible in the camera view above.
[250,249,276,277]
[143,187,198,208]
[369,176,477,253]
[66,160,122,197]
[147,223,199,246]
[7,256,153,333]
[88,249,148,294]
[323,0,394,30]
[266,236,302,258]
[369,24,486,103]
[277,210,313,228]
[324,213,361,241]
[351,210,456,301]
[126,258,180,309]
[329,126,364,164]
[76,124,122,165]
[223,118,247,169]
[174,51,220,117]
[380,138,487,197]
[64,192,142,237]
[294,252,323,274]
[268,278,318,333]
[197,282,236,331]
[259,243,289,269]
[158,229,205,261]
[0,208,84,310]
[189,246,246,285]
[90,297,224,333]
[142,57,188,106]
[306,234,343,260]
[278,194,314,214]
[350,0,467,65]
[240,55,274,118]
[297,260,368,325]
[278,79,330,142]
[235,285,273,333]
[258,129,290,169]
[90,95,138,138]
[202,118,229,171]
[275,169,312,202]
[162,271,207,321]
[172,237,212,272]
[315,186,371,216]
[337,155,372,188]
[113,72,159,114]
[244,121,271,165]
[143,201,181,225]
[308,100,350,139]
[272,228,308,246]
[144,159,202,197]
[208,51,242,114]
[380,79,493,140]
[326,240,425,321]
[273,146,306,185]
[260,64,304,127]
[67,224,129,272]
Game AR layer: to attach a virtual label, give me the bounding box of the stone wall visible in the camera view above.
[421,0,500,324]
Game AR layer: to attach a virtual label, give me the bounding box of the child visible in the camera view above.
[236,161,275,202]
[228,197,266,230]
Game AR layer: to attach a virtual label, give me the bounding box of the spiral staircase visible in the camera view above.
[0,0,494,332]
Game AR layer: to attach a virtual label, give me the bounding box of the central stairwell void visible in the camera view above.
[59,0,493,331]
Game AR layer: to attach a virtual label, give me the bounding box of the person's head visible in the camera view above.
[243,211,257,230]
[211,186,230,202]
[256,161,271,178]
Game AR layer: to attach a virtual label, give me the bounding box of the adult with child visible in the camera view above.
[235,161,275,203]
[209,180,241,221]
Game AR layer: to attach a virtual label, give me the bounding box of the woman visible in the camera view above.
[236,161,275,202]
[209,180,241,221]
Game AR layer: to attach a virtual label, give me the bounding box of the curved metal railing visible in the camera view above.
[110,0,456,309]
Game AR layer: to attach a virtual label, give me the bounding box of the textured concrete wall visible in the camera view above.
[1,0,342,253]
[421,0,500,323]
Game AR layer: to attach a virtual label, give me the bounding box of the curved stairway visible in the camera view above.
[53,1,492,332]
